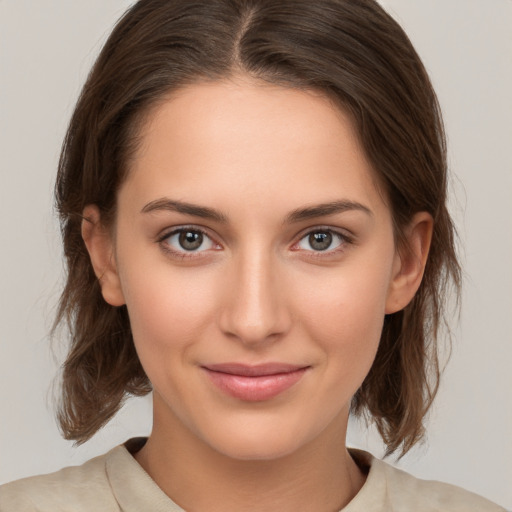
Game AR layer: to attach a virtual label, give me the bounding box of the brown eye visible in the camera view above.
[179,230,203,251]
[296,229,346,253]
[163,228,216,253]
[308,232,332,251]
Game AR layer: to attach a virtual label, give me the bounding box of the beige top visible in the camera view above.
[0,438,505,512]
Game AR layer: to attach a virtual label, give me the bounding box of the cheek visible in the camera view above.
[119,259,219,372]
[296,256,393,369]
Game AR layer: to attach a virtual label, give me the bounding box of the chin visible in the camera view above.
[212,435,302,462]
[199,416,320,462]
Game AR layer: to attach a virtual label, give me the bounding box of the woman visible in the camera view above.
[0,0,506,510]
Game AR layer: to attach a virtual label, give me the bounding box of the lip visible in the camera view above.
[202,363,309,401]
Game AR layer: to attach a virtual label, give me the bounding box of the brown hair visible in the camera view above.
[55,0,461,455]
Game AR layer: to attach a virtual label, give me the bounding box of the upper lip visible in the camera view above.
[202,363,309,377]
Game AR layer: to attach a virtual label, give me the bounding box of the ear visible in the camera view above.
[385,212,433,314]
[81,205,125,307]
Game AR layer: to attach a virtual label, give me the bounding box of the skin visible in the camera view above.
[83,77,432,511]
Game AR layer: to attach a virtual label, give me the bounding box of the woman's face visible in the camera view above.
[99,79,410,460]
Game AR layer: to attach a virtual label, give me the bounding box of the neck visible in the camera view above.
[134,397,366,512]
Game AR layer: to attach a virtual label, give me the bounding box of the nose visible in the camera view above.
[218,249,292,347]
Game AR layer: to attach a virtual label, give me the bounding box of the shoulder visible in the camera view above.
[0,438,175,512]
[0,448,122,512]
[347,449,507,512]
[379,459,506,512]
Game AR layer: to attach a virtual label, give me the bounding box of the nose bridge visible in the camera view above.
[219,242,290,345]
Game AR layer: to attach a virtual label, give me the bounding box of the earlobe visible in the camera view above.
[385,212,433,314]
[81,205,126,307]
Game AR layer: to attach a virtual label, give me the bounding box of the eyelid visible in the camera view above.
[291,226,355,254]
[156,224,354,260]
[157,225,222,257]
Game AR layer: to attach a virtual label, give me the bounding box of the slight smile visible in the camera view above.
[202,363,310,402]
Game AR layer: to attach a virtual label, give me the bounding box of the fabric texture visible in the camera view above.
[0,438,506,512]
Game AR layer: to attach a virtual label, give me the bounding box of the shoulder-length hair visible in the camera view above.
[55,0,461,456]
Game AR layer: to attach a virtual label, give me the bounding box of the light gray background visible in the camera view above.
[0,0,511,508]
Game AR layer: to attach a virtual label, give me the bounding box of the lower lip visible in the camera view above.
[203,368,308,401]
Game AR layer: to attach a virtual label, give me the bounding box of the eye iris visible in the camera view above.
[309,232,332,251]
[179,230,203,250]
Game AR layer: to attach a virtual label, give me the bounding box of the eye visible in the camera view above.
[162,227,217,253]
[296,229,347,252]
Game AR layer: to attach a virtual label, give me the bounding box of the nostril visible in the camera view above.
[218,296,291,345]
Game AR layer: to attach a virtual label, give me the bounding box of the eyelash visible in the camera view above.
[157,226,219,260]
[157,225,354,260]
[292,227,354,257]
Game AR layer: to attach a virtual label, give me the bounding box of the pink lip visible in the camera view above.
[202,363,309,401]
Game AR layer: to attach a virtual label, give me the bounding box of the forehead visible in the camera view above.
[120,78,388,219]
[137,78,360,165]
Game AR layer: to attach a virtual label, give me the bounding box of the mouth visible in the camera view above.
[201,363,310,401]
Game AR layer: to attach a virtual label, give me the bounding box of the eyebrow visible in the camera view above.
[141,198,372,224]
[284,200,373,224]
[141,198,229,223]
